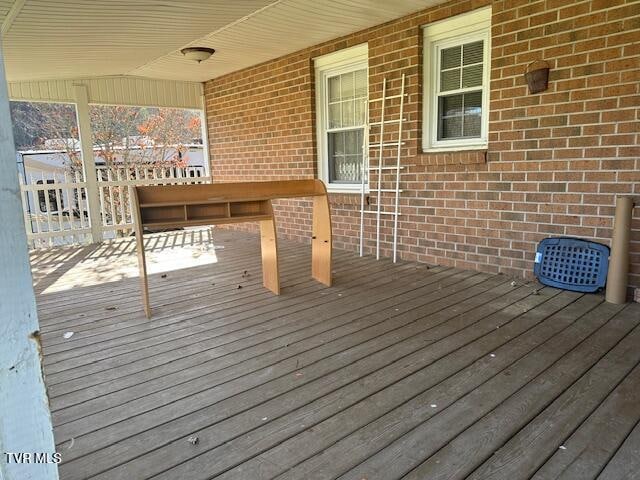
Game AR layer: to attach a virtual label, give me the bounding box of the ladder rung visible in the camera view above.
[360,210,401,216]
[369,94,408,102]
[369,189,404,192]
[369,142,405,148]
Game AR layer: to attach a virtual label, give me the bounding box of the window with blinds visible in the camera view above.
[437,41,484,140]
[422,7,490,151]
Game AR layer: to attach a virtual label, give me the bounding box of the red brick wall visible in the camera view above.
[204,0,640,294]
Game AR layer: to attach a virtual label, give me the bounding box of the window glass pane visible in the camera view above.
[441,94,463,117]
[463,114,481,137]
[462,91,482,137]
[344,129,362,154]
[344,154,362,180]
[328,103,341,128]
[330,131,345,155]
[464,91,482,115]
[437,91,482,140]
[441,45,461,70]
[441,116,462,139]
[340,72,355,100]
[354,69,367,97]
[342,99,355,127]
[462,64,483,88]
[440,69,461,92]
[355,98,366,125]
[328,129,363,183]
[328,76,341,102]
[463,41,483,65]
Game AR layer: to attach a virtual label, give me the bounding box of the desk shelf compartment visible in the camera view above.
[141,205,186,226]
[229,200,270,219]
[186,203,229,222]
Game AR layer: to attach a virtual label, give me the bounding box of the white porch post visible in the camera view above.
[73,84,103,242]
[0,39,59,480]
[199,92,211,178]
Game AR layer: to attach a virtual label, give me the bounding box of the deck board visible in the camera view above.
[51,262,446,446]
[598,418,640,480]
[57,268,479,478]
[531,362,640,480]
[31,229,640,480]
[51,264,454,425]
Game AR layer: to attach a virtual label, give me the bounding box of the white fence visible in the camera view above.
[20,165,210,248]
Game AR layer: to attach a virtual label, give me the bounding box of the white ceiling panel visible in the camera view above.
[0,0,446,83]
[1,0,276,81]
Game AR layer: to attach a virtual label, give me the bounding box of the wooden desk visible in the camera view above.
[131,180,332,318]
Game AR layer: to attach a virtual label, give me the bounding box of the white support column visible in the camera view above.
[199,92,211,179]
[73,84,103,242]
[0,40,59,480]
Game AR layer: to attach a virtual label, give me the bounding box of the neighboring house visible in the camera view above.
[204,0,640,292]
[17,144,206,215]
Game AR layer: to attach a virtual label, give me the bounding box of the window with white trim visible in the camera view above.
[314,44,368,192]
[423,8,491,151]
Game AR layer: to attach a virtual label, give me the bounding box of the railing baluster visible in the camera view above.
[18,175,35,247]
[117,169,127,232]
[97,169,107,233]
[41,172,55,245]
[29,172,42,238]
[107,169,117,228]
[54,182,65,233]
[74,170,86,230]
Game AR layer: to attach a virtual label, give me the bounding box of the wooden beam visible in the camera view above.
[1,0,26,36]
[0,37,59,480]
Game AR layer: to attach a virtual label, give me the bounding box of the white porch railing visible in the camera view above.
[20,166,210,248]
[19,170,92,248]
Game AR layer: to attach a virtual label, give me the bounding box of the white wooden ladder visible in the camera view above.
[359,73,407,262]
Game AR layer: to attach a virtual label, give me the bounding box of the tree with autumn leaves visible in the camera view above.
[10,101,202,230]
[90,105,201,175]
[10,101,202,174]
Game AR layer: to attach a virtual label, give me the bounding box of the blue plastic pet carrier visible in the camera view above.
[534,237,609,293]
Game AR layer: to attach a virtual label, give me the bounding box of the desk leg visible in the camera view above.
[131,187,151,318]
[135,230,151,318]
[260,208,280,294]
[312,195,332,286]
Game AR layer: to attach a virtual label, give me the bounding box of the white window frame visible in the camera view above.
[422,7,491,152]
[314,44,368,193]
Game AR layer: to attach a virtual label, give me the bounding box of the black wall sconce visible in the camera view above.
[524,60,550,94]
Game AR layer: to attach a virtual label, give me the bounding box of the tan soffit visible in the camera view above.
[1,0,446,83]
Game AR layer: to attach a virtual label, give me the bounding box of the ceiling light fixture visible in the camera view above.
[180,47,216,63]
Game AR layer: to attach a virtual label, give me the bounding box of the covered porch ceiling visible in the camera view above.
[0,0,446,84]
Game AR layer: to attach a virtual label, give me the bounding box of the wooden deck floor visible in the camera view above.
[32,228,640,480]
